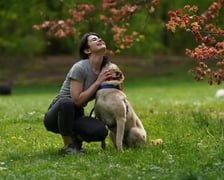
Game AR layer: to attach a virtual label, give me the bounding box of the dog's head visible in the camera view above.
[101,63,125,86]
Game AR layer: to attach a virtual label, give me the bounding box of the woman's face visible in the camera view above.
[87,35,106,53]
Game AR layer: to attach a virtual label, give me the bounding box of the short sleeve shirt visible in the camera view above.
[58,59,98,102]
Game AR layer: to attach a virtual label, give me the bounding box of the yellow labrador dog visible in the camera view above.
[94,63,147,151]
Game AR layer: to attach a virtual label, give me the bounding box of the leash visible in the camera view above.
[90,107,95,118]
[123,100,129,115]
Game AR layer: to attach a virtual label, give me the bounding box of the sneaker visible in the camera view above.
[63,144,84,155]
[72,135,85,152]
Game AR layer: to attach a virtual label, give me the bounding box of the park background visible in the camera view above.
[1,0,221,86]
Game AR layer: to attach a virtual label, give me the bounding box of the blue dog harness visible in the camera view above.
[98,84,119,90]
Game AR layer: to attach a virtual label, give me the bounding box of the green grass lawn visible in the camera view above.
[0,76,224,180]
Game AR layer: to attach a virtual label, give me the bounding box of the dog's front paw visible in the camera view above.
[116,145,124,152]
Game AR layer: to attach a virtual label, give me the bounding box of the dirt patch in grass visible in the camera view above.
[0,55,194,85]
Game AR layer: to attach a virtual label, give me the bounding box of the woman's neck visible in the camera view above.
[89,54,104,74]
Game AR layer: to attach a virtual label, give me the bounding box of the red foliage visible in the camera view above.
[166,1,224,85]
[33,0,160,55]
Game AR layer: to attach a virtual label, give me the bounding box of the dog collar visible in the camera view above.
[98,84,119,90]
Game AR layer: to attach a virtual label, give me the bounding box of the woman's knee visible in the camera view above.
[73,116,108,142]
[82,126,108,142]
[43,113,59,133]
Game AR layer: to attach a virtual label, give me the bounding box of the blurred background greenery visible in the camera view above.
[0,0,222,85]
[1,0,220,57]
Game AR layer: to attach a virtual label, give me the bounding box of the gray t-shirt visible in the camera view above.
[58,59,98,103]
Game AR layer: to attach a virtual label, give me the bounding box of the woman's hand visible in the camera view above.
[95,70,112,86]
[70,70,111,107]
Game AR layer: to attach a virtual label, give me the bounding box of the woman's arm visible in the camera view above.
[70,70,111,107]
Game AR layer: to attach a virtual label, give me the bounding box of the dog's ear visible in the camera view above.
[119,70,125,81]
[114,64,125,82]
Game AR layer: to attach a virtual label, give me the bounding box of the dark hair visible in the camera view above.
[79,32,98,59]
[79,32,109,69]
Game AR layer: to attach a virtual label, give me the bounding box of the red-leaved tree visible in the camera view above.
[166,0,224,85]
[33,0,160,56]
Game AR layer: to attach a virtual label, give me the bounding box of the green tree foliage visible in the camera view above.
[0,0,44,56]
[0,0,220,57]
